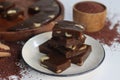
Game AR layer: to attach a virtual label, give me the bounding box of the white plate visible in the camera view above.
[22,32,105,77]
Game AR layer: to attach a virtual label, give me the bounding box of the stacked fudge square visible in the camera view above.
[39,20,92,73]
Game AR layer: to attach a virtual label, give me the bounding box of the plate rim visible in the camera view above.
[22,32,105,77]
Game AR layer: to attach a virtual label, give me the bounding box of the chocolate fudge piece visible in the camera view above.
[40,54,71,73]
[39,41,92,66]
[71,45,92,66]
[48,36,86,49]
[52,20,85,39]
[39,42,71,73]
[49,43,90,58]
[0,1,15,13]
[40,40,89,58]
[2,8,24,20]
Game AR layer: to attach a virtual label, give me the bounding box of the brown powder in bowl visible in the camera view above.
[75,1,105,13]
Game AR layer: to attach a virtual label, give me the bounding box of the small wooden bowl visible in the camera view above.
[73,1,107,32]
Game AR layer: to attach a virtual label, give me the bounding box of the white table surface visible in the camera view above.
[20,0,120,80]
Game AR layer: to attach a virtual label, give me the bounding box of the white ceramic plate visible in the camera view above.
[22,32,105,77]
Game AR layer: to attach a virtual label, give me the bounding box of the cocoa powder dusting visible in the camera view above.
[75,1,105,13]
[0,41,23,79]
[85,19,120,46]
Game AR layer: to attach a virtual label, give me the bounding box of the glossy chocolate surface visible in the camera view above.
[0,0,60,31]
[52,20,84,39]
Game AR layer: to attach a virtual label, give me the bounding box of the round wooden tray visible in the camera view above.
[0,0,64,42]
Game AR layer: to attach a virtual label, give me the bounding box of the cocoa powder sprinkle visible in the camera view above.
[0,42,23,79]
[85,19,120,46]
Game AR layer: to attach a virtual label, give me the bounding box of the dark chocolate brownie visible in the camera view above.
[39,42,71,73]
[71,45,92,66]
[39,40,92,65]
[48,36,86,49]
[52,20,85,39]
[40,54,71,73]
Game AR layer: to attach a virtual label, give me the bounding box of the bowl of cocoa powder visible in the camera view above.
[73,1,107,32]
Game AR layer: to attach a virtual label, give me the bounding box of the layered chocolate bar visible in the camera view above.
[52,20,85,39]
